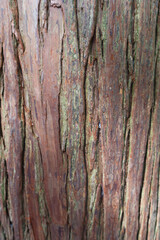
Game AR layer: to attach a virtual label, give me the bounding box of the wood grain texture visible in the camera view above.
[0,0,159,239]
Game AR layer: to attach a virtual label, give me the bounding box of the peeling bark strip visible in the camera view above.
[0,0,160,240]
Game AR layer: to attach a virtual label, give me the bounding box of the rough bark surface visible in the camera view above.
[0,0,160,240]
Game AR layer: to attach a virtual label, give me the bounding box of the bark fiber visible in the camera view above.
[0,0,160,239]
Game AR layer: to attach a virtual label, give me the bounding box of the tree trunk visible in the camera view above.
[0,0,159,239]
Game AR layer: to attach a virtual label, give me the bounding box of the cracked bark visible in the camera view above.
[0,0,160,240]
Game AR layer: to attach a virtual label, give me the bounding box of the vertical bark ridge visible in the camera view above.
[0,28,14,239]
[137,106,155,240]
[0,0,26,238]
[120,1,136,234]
[82,57,88,240]
[123,1,160,239]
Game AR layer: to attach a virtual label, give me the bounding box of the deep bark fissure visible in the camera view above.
[0,44,4,140]
[149,155,156,199]
[98,28,104,59]
[81,7,99,234]
[154,1,160,55]
[74,0,81,63]
[120,0,136,231]
[120,126,130,237]
[137,106,154,240]
[13,7,27,233]
[0,42,4,94]
[98,185,103,239]
[153,158,160,238]
[153,2,159,109]
[131,0,136,75]
[9,0,25,53]
[19,63,26,239]
[153,53,158,110]
[0,99,2,139]
[58,32,64,153]
[125,38,130,88]
[38,0,50,39]
[59,29,70,237]
[3,160,14,237]
[65,151,70,239]
[83,0,98,67]
[145,144,158,238]
[146,202,151,240]
[96,120,101,148]
[38,0,42,39]
[137,4,160,238]
[82,58,89,240]
[126,0,136,119]
[0,224,7,240]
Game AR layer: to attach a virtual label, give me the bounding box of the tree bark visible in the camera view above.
[0,0,159,239]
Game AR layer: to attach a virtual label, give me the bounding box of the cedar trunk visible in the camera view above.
[0,0,160,239]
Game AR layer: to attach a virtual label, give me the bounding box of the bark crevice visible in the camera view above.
[137,106,155,240]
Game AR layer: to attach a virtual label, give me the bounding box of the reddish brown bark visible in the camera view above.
[0,0,160,240]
